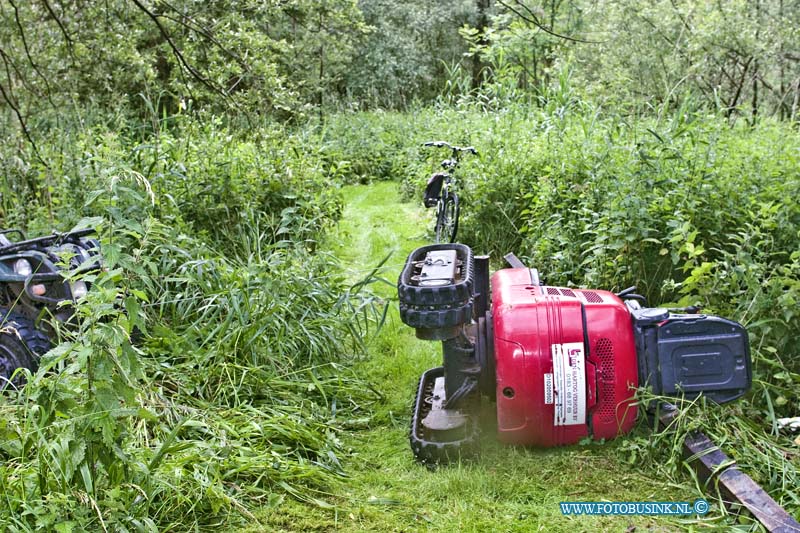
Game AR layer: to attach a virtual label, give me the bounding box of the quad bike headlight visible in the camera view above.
[13,258,32,276]
[70,280,88,299]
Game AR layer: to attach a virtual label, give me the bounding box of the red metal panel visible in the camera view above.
[491,268,639,447]
[492,269,587,446]
[583,294,639,439]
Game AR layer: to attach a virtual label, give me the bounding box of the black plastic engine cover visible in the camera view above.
[632,309,751,404]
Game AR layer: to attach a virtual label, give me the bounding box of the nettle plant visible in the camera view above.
[1,156,385,529]
[0,176,151,529]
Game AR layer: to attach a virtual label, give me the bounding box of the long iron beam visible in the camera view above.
[658,404,800,532]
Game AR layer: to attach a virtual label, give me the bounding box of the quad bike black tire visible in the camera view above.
[435,192,459,244]
[0,310,51,389]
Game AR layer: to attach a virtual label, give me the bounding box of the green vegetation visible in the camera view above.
[252,182,717,532]
[1,0,799,530]
[0,117,387,529]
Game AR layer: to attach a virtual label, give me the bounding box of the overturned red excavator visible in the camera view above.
[397,243,751,463]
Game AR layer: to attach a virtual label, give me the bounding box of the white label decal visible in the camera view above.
[551,342,586,426]
[543,373,554,404]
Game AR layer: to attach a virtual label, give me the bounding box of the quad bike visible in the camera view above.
[0,228,101,388]
[397,243,752,462]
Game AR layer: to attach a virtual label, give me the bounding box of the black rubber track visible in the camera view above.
[399,300,474,330]
[410,366,479,464]
[397,243,474,308]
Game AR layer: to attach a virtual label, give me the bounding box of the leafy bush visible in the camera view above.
[1,115,343,253]
[0,119,384,530]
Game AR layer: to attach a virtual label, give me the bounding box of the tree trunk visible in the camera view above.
[472,0,491,90]
[751,0,760,126]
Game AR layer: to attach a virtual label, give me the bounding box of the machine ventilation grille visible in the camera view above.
[581,290,604,303]
[543,287,578,298]
[596,338,616,424]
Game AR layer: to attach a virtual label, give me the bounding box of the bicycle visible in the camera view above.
[422,141,477,243]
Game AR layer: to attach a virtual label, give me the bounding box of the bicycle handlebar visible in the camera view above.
[423,141,478,156]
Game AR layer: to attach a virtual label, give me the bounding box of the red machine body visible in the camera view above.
[491,268,639,446]
[400,244,750,462]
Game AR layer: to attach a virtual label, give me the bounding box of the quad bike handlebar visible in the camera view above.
[1,226,101,313]
[0,228,97,254]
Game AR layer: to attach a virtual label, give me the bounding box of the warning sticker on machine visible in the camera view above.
[551,342,586,426]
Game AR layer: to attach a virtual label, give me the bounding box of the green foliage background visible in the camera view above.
[1,0,799,530]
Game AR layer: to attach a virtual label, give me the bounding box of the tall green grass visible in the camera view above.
[2,90,799,527]
[0,116,385,530]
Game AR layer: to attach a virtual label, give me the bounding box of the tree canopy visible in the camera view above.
[2,0,799,131]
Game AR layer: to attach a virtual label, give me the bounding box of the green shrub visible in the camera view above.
[0,118,384,530]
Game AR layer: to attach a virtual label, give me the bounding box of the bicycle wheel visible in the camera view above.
[434,198,446,243]
[435,192,459,243]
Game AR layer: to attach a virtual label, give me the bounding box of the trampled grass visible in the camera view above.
[251,181,747,532]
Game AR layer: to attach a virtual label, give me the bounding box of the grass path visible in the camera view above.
[255,182,706,532]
